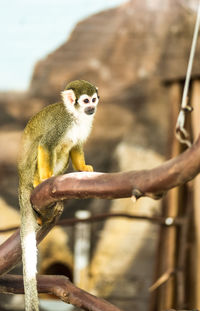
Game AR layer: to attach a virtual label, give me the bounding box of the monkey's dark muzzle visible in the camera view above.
[84,106,95,115]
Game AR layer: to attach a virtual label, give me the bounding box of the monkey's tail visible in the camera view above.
[19,186,39,311]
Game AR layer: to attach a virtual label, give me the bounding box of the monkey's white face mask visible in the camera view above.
[61,89,99,119]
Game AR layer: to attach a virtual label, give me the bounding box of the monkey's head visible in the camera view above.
[61,80,99,118]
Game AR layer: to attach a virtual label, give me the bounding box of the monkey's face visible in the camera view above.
[77,93,99,116]
[62,89,99,118]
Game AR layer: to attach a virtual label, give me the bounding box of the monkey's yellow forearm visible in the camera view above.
[33,145,53,187]
[70,147,93,172]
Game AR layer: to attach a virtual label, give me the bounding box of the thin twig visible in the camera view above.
[176,0,200,146]
[57,213,184,227]
[0,213,185,233]
[149,269,176,292]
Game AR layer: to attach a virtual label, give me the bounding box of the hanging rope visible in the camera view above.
[176,0,200,147]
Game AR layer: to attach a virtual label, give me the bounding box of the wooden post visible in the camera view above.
[160,82,182,309]
[151,82,182,311]
[74,210,91,290]
[191,79,200,308]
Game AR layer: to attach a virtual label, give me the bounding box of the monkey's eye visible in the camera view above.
[83,98,89,104]
[92,98,96,103]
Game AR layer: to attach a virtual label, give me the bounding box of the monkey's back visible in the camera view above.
[18,102,72,187]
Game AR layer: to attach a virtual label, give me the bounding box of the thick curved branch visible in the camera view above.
[31,134,200,213]
[0,135,200,276]
[0,275,122,311]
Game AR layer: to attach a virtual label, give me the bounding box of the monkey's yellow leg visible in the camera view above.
[33,173,40,188]
[70,147,93,172]
[33,145,53,187]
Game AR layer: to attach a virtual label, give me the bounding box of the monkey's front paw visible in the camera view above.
[83,165,93,172]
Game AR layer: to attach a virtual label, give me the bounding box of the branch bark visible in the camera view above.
[31,133,200,213]
[0,275,122,311]
[0,133,200,307]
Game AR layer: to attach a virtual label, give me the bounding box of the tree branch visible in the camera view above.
[0,202,63,275]
[0,212,185,233]
[0,275,122,311]
[31,134,200,213]
[0,134,200,288]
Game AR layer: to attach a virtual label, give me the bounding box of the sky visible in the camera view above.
[0,0,126,91]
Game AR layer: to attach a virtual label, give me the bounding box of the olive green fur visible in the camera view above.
[18,102,72,188]
[65,80,97,99]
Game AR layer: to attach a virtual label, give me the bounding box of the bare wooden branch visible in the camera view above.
[31,133,200,213]
[0,212,185,233]
[0,134,200,280]
[0,202,63,275]
[149,268,176,292]
[0,226,19,233]
[1,134,200,276]
[0,275,122,311]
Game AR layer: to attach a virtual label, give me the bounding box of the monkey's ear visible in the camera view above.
[61,89,76,104]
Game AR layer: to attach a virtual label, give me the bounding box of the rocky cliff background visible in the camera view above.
[0,0,199,310]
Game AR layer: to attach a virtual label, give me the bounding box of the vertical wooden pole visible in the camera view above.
[151,82,182,311]
[74,210,91,290]
[176,182,192,309]
[160,82,182,309]
[191,79,200,308]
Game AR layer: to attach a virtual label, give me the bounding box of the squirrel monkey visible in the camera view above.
[18,80,99,311]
